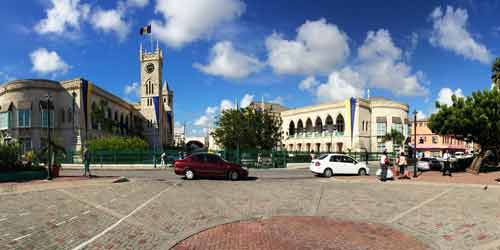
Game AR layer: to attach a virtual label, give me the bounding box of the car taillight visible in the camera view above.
[315,162,320,166]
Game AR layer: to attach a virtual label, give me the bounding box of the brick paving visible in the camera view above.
[174,216,430,250]
[1,169,500,250]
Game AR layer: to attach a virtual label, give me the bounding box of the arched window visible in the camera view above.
[315,117,322,133]
[305,118,313,133]
[297,119,304,134]
[114,111,118,121]
[336,114,345,132]
[288,121,295,136]
[325,115,334,132]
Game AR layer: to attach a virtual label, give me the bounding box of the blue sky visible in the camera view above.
[0,0,499,136]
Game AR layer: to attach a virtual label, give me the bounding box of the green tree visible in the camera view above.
[428,88,500,172]
[382,129,406,153]
[211,107,282,151]
[492,57,500,88]
[87,136,148,152]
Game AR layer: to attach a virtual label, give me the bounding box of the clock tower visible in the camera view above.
[139,42,171,148]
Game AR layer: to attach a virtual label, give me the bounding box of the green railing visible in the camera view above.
[59,150,183,165]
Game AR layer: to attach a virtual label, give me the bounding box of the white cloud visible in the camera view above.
[35,0,90,35]
[315,67,365,103]
[220,99,235,112]
[299,76,320,92]
[194,41,263,79]
[357,29,428,96]
[429,6,492,64]
[240,94,254,108]
[91,7,130,41]
[126,0,149,8]
[437,87,464,106]
[416,110,427,120]
[30,48,69,74]
[124,82,140,98]
[270,96,284,105]
[266,18,350,75]
[152,0,245,48]
[194,106,218,127]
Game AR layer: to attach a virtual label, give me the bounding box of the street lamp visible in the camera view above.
[413,110,418,178]
[41,93,53,180]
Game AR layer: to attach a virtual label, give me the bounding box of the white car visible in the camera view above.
[310,154,370,177]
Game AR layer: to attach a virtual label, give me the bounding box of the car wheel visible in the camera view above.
[228,170,239,181]
[185,169,195,180]
[323,168,333,178]
[358,168,367,176]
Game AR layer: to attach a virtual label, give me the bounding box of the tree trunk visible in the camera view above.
[468,152,485,174]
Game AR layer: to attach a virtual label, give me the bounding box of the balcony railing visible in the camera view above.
[288,131,345,140]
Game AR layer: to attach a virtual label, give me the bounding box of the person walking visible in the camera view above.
[160,151,167,169]
[83,147,91,178]
[379,150,389,182]
[442,150,452,176]
[397,152,408,179]
[310,150,315,161]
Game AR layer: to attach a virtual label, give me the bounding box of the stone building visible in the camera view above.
[281,97,409,153]
[0,44,174,153]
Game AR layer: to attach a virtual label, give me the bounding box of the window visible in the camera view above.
[377,143,385,152]
[376,122,386,136]
[192,154,206,162]
[18,109,31,128]
[342,156,355,163]
[336,115,345,132]
[419,137,424,144]
[19,138,31,154]
[392,123,403,134]
[432,136,438,144]
[206,154,220,163]
[0,112,10,129]
[41,110,54,128]
[60,109,65,123]
[67,109,73,123]
[330,155,341,162]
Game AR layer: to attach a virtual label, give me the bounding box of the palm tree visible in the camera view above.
[492,57,500,89]
[382,129,406,153]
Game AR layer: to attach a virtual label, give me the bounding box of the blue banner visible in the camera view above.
[153,96,160,124]
[350,97,356,138]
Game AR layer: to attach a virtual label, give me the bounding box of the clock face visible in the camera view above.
[145,63,155,73]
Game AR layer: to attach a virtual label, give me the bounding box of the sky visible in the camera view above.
[0,0,499,136]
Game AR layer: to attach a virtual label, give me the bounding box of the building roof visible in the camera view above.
[248,102,289,112]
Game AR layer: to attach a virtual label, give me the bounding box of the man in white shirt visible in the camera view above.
[442,150,452,176]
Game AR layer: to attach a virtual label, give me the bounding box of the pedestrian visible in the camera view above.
[83,147,91,178]
[379,150,389,182]
[442,150,452,176]
[310,150,315,161]
[397,152,408,179]
[160,151,167,169]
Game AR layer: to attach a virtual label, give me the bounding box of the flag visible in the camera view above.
[82,79,93,133]
[153,96,160,124]
[139,24,151,35]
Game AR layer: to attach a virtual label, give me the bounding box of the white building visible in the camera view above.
[281,97,409,153]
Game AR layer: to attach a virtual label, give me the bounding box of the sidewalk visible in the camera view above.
[0,175,120,195]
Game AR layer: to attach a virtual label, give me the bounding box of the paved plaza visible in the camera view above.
[1,168,500,250]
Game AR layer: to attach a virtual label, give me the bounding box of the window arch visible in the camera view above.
[288,121,295,136]
[297,119,304,134]
[67,108,72,123]
[315,117,322,133]
[336,114,345,132]
[305,118,313,133]
[325,115,334,132]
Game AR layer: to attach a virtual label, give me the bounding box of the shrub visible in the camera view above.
[0,143,21,171]
[87,136,149,152]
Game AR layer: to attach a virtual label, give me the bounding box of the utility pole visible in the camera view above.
[413,110,418,178]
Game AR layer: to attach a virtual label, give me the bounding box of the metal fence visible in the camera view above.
[60,149,406,168]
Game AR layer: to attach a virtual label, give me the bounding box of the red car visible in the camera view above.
[174,153,248,180]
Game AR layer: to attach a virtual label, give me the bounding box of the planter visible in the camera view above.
[0,170,48,182]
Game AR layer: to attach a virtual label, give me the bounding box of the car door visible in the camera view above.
[206,154,225,177]
[191,154,208,176]
[341,156,356,174]
[328,155,342,174]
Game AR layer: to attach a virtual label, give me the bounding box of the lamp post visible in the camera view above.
[42,93,53,180]
[413,110,418,178]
